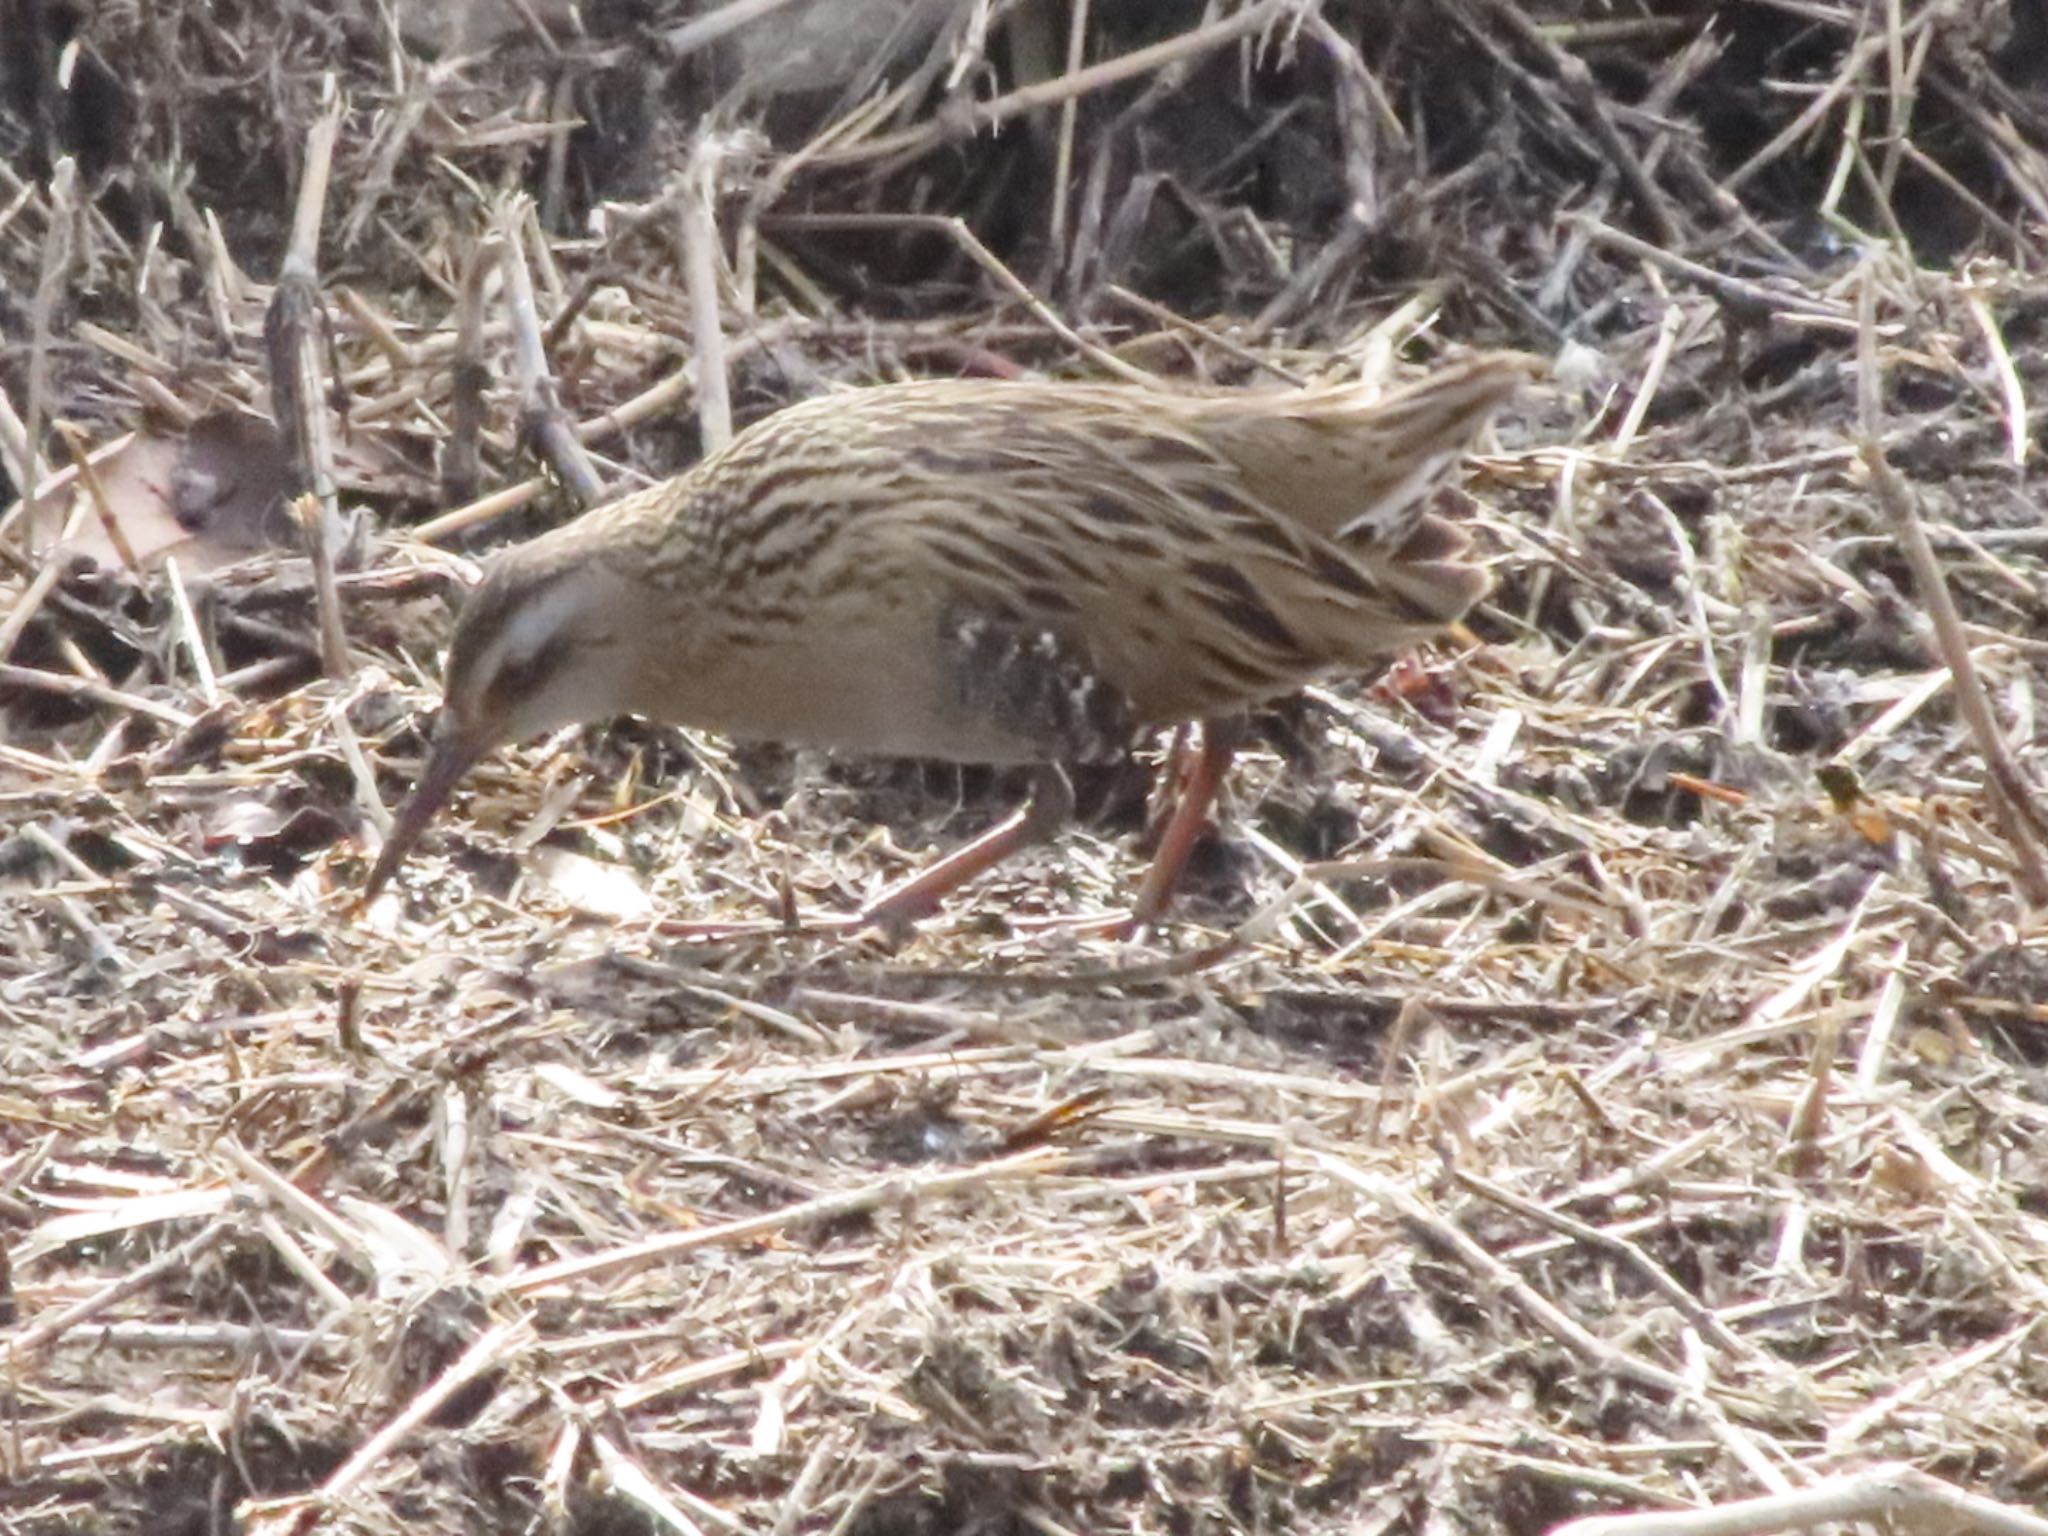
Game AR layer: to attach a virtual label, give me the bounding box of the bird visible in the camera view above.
[361,352,1537,930]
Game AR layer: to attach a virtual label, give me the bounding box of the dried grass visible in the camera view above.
[4,2,2048,1533]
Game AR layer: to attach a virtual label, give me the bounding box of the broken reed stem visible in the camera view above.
[264,87,354,583]
[510,1147,1064,1294]
[809,0,1298,167]
[498,199,602,506]
[0,660,194,725]
[661,0,808,59]
[289,89,341,270]
[1047,0,1092,258]
[160,554,220,707]
[1961,279,2030,468]
[1551,1462,2048,1536]
[681,137,735,454]
[1858,439,2048,895]
[411,477,549,546]
[0,1221,231,1367]
[258,1317,538,1527]
[1450,1167,1778,1371]
[1855,265,2048,903]
[1574,217,1848,321]
[294,492,351,679]
[53,419,140,576]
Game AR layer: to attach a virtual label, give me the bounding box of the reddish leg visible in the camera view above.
[1128,717,1240,928]
[859,765,1075,933]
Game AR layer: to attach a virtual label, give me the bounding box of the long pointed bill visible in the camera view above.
[361,721,489,904]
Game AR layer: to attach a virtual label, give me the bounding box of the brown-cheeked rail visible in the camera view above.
[362,353,1538,931]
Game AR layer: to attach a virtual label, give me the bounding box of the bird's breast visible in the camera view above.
[627,592,1072,765]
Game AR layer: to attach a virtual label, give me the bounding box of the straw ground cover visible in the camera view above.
[4,3,2048,1533]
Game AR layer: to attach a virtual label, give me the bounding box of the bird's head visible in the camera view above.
[362,538,632,901]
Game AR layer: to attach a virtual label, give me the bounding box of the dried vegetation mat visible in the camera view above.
[5,2,2048,1533]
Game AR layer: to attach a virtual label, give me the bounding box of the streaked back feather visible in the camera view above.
[591,353,1532,729]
